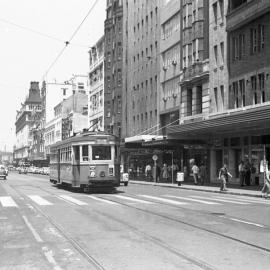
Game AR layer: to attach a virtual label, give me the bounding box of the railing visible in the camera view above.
[181,60,209,82]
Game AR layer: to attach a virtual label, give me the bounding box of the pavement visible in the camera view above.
[129,180,265,198]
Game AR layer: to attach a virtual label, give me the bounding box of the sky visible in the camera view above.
[0,0,106,151]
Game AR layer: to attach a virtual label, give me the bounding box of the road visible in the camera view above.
[1,172,270,270]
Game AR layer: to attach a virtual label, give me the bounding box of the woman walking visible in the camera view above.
[261,160,270,198]
[219,164,232,192]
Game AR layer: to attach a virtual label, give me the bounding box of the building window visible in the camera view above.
[239,79,245,107]
[214,45,218,65]
[250,28,257,54]
[232,36,239,61]
[239,34,245,59]
[187,89,192,116]
[258,24,265,50]
[196,86,202,114]
[220,42,224,65]
[219,0,224,22]
[214,87,218,111]
[233,82,239,108]
[220,85,224,110]
[213,2,217,26]
[259,73,265,103]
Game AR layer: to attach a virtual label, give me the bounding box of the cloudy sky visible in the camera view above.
[0,0,105,151]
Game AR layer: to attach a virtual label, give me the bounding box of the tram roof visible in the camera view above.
[50,132,118,149]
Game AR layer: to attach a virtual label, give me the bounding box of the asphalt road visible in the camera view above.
[1,172,270,270]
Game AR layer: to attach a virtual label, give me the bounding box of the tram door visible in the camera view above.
[73,146,80,185]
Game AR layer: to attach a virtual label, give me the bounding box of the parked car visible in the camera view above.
[0,165,7,179]
[42,167,50,175]
[4,167,8,176]
[19,167,28,174]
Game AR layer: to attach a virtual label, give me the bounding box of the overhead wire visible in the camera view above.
[41,0,100,80]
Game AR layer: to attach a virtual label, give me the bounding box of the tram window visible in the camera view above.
[74,146,80,161]
[92,146,111,160]
[82,145,89,161]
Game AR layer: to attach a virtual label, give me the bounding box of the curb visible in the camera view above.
[129,181,262,198]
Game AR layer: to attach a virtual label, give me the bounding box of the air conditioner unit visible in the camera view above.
[163,65,167,71]
[172,60,177,65]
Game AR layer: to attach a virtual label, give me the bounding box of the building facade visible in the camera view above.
[14,82,42,164]
[104,0,124,137]
[88,36,105,131]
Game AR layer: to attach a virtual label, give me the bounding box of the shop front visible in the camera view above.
[168,104,270,185]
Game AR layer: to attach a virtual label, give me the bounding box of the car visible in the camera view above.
[19,167,28,174]
[0,166,7,180]
[42,167,50,175]
[4,167,8,176]
[120,172,129,186]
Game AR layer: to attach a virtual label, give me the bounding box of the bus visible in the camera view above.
[49,132,120,191]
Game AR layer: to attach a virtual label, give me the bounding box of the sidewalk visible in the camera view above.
[129,180,264,198]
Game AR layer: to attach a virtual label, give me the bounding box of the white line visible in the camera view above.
[42,246,63,270]
[87,195,119,205]
[28,195,53,206]
[58,195,88,206]
[114,195,155,204]
[229,217,264,228]
[0,196,18,207]
[164,195,221,205]
[191,196,250,205]
[22,215,43,243]
[139,195,187,205]
[215,196,270,205]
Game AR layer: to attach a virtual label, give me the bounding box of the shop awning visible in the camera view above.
[167,103,270,138]
[124,135,164,143]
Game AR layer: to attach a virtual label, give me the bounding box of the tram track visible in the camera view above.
[8,175,270,270]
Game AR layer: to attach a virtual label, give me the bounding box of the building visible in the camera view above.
[88,36,105,131]
[14,82,42,165]
[120,0,161,176]
[44,92,88,157]
[104,0,124,137]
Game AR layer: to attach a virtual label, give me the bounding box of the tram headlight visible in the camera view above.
[90,171,96,178]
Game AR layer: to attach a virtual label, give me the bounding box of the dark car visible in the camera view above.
[0,166,7,180]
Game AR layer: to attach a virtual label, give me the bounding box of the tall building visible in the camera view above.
[14,82,42,165]
[104,0,124,137]
[88,36,105,131]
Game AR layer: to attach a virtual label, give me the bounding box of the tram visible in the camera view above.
[49,132,120,191]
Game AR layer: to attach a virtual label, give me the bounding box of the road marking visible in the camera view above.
[139,195,187,205]
[164,195,221,205]
[28,195,53,206]
[0,196,18,207]
[58,195,88,206]
[220,216,264,228]
[87,195,119,205]
[42,246,63,270]
[191,196,251,205]
[22,215,43,243]
[114,195,155,204]
[215,196,270,205]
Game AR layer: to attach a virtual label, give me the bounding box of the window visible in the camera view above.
[213,2,217,26]
[250,28,257,54]
[239,79,245,107]
[259,73,265,103]
[220,85,224,110]
[92,146,111,160]
[219,0,224,22]
[233,82,239,108]
[214,45,218,65]
[220,42,224,64]
[239,34,245,59]
[214,87,218,111]
[251,75,257,91]
[232,36,239,60]
[258,24,265,50]
[82,145,89,161]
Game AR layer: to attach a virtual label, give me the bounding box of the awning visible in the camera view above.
[168,104,270,138]
[124,135,165,143]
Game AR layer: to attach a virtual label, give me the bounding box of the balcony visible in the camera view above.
[180,60,209,85]
[227,0,270,31]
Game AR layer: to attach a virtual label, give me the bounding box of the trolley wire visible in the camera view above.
[41,0,100,80]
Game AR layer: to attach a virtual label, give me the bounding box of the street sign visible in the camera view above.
[152,154,158,161]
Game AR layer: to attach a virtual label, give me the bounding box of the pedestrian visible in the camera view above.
[261,159,270,199]
[244,159,251,186]
[191,162,199,185]
[250,163,256,185]
[219,164,232,192]
[239,160,245,187]
[145,164,152,180]
[199,162,206,185]
[161,163,169,182]
[156,164,161,182]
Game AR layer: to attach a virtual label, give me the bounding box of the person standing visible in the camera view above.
[250,163,256,185]
[199,163,206,185]
[261,159,270,198]
[244,160,251,186]
[191,163,199,185]
[239,161,245,187]
[161,163,169,182]
[219,164,232,192]
[145,164,152,180]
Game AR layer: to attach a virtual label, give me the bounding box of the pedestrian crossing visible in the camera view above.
[0,193,269,209]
